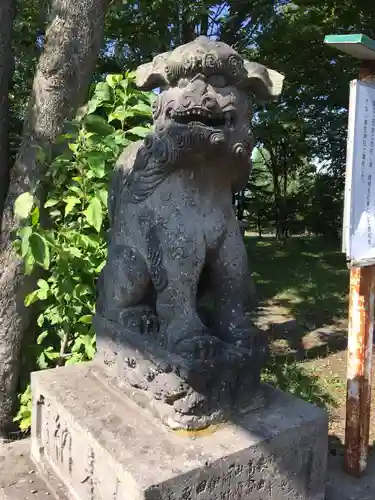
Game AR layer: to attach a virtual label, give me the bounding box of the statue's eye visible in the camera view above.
[208,75,227,88]
[178,78,189,88]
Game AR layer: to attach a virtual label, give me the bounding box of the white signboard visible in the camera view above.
[343,80,375,265]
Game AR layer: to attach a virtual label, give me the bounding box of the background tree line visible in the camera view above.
[0,0,371,436]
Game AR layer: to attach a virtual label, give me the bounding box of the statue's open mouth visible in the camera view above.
[169,107,234,128]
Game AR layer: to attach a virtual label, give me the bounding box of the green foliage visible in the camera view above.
[262,355,336,409]
[12,72,153,430]
[13,384,32,432]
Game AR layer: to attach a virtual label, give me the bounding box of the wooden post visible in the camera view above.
[344,265,375,476]
[344,59,375,477]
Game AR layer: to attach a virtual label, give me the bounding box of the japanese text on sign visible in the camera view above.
[343,80,375,264]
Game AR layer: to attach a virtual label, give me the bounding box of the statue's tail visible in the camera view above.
[108,167,122,226]
[107,141,143,225]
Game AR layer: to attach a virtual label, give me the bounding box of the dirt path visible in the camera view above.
[252,303,375,452]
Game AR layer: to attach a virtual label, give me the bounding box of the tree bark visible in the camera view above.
[0,0,108,438]
[0,0,15,220]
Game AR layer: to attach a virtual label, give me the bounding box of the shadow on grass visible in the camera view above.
[245,235,348,327]
[262,353,337,411]
[264,319,348,362]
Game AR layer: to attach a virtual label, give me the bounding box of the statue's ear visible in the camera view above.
[135,52,171,90]
[242,61,285,103]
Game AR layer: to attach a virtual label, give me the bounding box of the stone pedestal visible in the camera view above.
[30,362,328,500]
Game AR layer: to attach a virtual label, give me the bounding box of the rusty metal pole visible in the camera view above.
[344,60,375,477]
[344,265,375,476]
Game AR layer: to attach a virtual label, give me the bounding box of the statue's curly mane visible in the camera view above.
[108,132,175,223]
[108,121,253,226]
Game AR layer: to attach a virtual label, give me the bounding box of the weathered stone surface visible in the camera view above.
[95,316,266,430]
[94,35,285,429]
[31,363,328,500]
[0,439,68,499]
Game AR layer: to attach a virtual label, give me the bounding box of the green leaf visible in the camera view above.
[31,206,40,226]
[44,199,60,208]
[84,114,115,136]
[83,334,95,359]
[68,142,78,153]
[36,288,48,300]
[49,209,61,219]
[120,77,130,90]
[126,126,150,138]
[37,314,45,327]
[14,192,34,220]
[96,260,106,273]
[64,196,80,216]
[131,102,152,116]
[85,197,103,232]
[94,81,111,102]
[13,385,32,432]
[37,330,49,344]
[19,414,31,431]
[86,152,106,178]
[24,252,35,275]
[66,247,82,258]
[18,226,32,258]
[25,289,40,307]
[108,106,127,123]
[20,385,31,405]
[44,349,60,361]
[74,284,92,299]
[78,314,92,324]
[37,279,49,291]
[29,233,50,270]
[86,98,100,115]
[69,185,83,196]
[65,352,84,365]
[78,234,100,249]
[98,189,108,207]
[106,74,123,88]
[72,337,84,353]
[37,352,48,369]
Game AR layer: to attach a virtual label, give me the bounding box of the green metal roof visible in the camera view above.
[324,34,375,59]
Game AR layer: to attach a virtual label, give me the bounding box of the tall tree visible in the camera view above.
[0,0,108,438]
[100,0,279,73]
[0,0,15,218]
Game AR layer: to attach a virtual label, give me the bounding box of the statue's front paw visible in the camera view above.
[171,335,223,361]
[119,306,158,335]
[165,316,210,354]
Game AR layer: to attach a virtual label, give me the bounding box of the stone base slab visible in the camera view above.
[31,362,328,500]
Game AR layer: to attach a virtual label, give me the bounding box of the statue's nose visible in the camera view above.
[190,74,208,96]
[203,94,218,110]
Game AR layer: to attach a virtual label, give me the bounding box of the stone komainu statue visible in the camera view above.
[94,36,284,430]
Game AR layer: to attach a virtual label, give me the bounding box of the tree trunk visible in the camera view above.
[271,166,283,241]
[0,0,108,438]
[0,0,15,220]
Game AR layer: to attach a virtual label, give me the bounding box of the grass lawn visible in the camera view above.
[245,235,349,326]
[244,235,353,443]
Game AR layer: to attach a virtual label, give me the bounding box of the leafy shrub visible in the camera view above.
[13,72,154,431]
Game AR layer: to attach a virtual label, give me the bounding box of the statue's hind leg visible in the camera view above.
[207,217,259,348]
